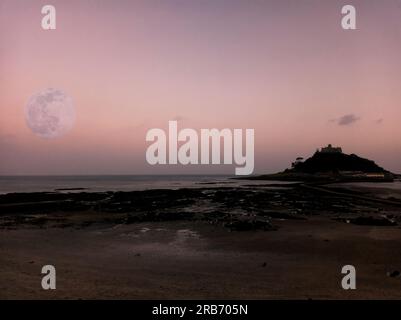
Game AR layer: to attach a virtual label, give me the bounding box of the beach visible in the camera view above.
[1,181,401,299]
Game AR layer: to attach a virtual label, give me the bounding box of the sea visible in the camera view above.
[2,175,400,195]
[0,175,295,194]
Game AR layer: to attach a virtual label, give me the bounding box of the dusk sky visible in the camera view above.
[1,0,401,175]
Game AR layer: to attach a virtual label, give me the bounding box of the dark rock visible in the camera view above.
[258,210,306,220]
[387,270,400,278]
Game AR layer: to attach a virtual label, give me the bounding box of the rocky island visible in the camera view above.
[248,144,395,182]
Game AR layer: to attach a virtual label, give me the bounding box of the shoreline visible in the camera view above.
[1,183,400,229]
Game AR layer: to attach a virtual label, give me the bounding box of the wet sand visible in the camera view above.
[1,217,401,299]
[1,184,401,299]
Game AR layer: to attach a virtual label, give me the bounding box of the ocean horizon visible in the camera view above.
[0,174,295,194]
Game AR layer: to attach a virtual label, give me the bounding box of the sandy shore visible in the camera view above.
[1,184,401,299]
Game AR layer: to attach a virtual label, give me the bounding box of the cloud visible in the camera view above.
[334,114,360,126]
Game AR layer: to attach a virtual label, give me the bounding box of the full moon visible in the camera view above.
[25,88,75,139]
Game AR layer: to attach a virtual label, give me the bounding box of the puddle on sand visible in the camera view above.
[120,227,168,238]
[168,229,201,248]
[127,228,204,256]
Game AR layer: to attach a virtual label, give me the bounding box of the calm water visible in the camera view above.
[0,175,295,194]
[341,181,401,190]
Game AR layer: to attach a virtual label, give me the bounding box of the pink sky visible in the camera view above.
[1,0,401,175]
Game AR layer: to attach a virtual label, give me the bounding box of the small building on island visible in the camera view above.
[319,144,342,154]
